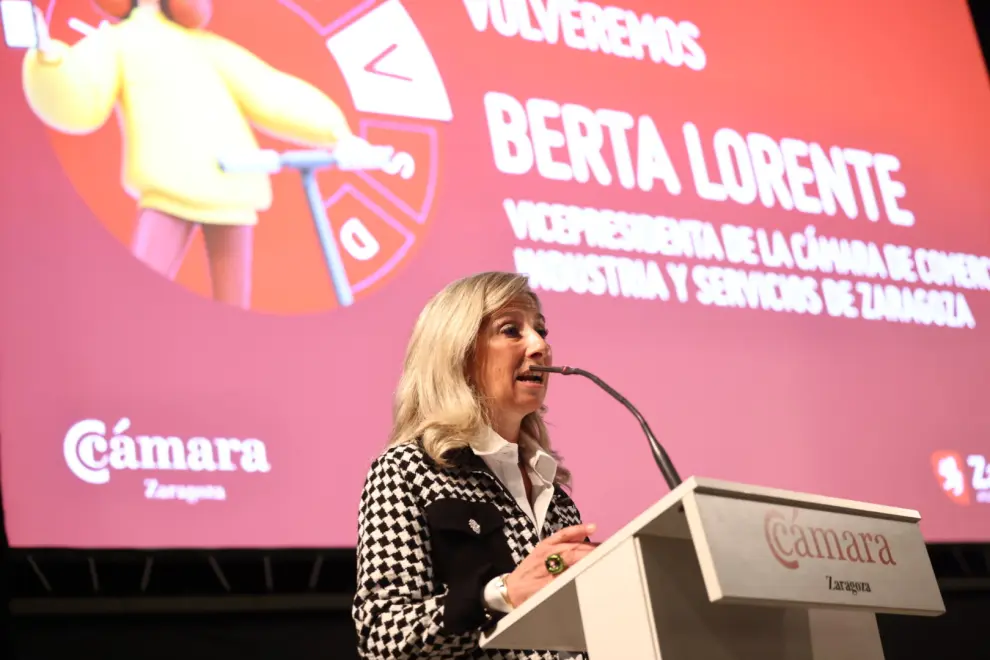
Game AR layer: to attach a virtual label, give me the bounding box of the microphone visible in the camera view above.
[529,365,683,491]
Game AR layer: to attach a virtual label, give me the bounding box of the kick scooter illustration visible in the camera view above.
[218,140,394,308]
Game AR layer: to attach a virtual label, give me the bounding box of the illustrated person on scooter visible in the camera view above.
[22,0,386,309]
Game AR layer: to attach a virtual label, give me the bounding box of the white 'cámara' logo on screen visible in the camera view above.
[64,418,272,485]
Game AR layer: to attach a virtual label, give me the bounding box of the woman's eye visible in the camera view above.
[501,325,520,337]
[537,328,549,338]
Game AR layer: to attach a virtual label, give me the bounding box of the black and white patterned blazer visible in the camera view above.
[352,440,587,660]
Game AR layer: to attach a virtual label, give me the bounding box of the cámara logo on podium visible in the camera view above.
[763,507,896,571]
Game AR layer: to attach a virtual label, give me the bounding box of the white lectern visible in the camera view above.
[480,477,944,660]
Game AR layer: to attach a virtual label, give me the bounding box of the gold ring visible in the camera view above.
[545,553,567,575]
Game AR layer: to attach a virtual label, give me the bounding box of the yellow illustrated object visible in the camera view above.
[22,5,353,227]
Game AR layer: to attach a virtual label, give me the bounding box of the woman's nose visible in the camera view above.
[525,330,548,357]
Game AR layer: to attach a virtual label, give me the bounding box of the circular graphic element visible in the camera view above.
[38,0,449,314]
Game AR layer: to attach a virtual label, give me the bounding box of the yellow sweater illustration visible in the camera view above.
[22,6,353,226]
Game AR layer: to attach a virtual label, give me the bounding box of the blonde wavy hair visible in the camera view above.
[388,271,571,486]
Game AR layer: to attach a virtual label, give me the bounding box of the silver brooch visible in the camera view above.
[468,519,481,534]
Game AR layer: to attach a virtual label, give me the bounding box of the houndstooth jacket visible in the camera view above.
[352,440,588,660]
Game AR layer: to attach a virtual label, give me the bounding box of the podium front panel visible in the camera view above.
[683,492,944,615]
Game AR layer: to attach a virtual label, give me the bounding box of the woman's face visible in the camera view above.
[474,295,551,437]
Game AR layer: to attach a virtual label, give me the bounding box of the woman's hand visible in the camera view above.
[504,523,598,608]
[333,135,394,171]
[31,5,54,56]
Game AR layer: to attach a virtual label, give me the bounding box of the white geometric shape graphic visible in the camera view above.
[326,0,453,122]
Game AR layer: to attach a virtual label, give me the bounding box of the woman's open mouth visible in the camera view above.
[515,371,545,385]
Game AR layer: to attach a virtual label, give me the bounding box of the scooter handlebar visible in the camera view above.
[217,150,284,174]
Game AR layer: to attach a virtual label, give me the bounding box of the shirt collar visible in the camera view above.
[472,427,558,486]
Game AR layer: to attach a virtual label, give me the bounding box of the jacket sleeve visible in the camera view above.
[22,32,121,135]
[202,33,352,147]
[352,452,491,659]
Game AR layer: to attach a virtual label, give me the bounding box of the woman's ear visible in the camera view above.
[465,340,485,392]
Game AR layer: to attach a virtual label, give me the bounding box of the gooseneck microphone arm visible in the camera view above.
[529,365,683,491]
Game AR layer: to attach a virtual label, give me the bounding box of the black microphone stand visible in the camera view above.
[530,365,682,491]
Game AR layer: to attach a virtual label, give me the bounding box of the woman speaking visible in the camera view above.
[352,271,597,659]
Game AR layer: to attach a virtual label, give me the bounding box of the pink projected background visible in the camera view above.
[1,0,989,547]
